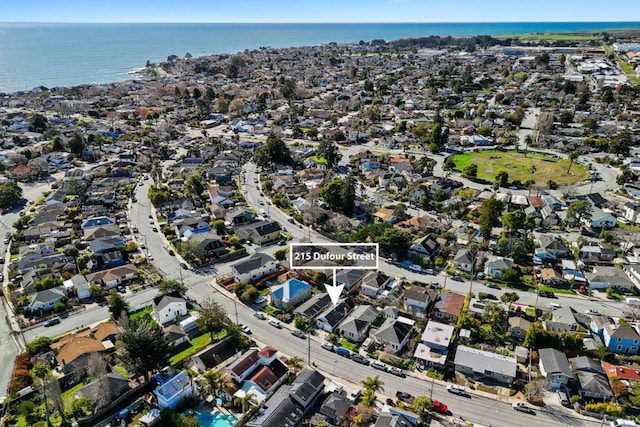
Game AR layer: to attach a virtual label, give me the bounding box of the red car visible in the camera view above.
[432,400,448,414]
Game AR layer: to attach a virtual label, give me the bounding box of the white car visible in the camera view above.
[240,324,252,334]
[512,402,534,414]
[147,253,154,261]
[268,319,281,329]
[585,309,600,315]
[321,341,335,352]
[446,384,467,396]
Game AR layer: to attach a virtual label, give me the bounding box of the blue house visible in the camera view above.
[604,324,640,355]
[153,370,196,409]
[81,216,116,230]
[271,279,312,310]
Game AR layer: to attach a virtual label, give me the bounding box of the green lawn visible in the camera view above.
[525,307,537,318]
[339,338,359,352]
[129,306,153,322]
[170,332,226,366]
[62,382,86,409]
[538,285,574,295]
[452,150,588,185]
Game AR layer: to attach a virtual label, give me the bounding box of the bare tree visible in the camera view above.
[535,112,554,144]
[525,378,550,402]
[87,353,110,407]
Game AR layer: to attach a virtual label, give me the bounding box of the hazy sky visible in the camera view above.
[2,0,639,23]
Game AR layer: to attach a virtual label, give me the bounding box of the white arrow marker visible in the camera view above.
[325,269,345,307]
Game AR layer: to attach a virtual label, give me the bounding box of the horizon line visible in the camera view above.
[1,20,640,25]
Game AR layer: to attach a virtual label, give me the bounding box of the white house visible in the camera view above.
[154,371,196,409]
[620,202,640,225]
[453,249,475,273]
[63,274,91,300]
[153,294,188,326]
[538,348,574,389]
[231,253,278,283]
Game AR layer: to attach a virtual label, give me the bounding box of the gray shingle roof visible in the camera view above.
[454,345,517,379]
[539,348,573,378]
[231,253,275,275]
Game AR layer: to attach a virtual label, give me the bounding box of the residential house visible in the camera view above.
[51,321,119,374]
[373,318,413,353]
[191,335,246,372]
[85,264,139,289]
[339,305,379,343]
[373,413,416,427]
[270,279,312,310]
[602,361,640,384]
[315,299,355,333]
[318,392,352,425]
[154,371,197,409]
[453,249,475,273]
[507,317,531,340]
[80,216,116,230]
[586,266,636,292]
[569,356,614,400]
[603,324,640,355]
[538,348,574,389]
[432,291,465,324]
[408,234,440,260]
[164,324,188,348]
[77,372,130,409]
[293,293,333,321]
[63,274,90,300]
[236,221,282,245]
[335,269,366,292]
[359,271,392,298]
[225,208,256,226]
[189,233,228,258]
[536,235,570,259]
[620,202,640,225]
[540,267,567,287]
[245,369,325,427]
[402,286,437,315]
[152,292,188,326]
[231,253,278,283]
[454,345,517,385]
[543,306,591,336]
[541,205,561,227]
[579,241,615,263]
[373,207,397,224]
[413,321,454,367]
[227,346,289,403]
[587,207,616,229]
[484,255,514,279]
[27,286,67,312]
[174,218,211,240]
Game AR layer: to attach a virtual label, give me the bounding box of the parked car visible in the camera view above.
[180,262,188,269]
[451,274,462,281]
[432,400,449,414]
[240,324,252,334]
[348,388,362,402]
[585,308,600,315]
[268,319,281,329]
[44,317,61,327]
[147,253,154,261]
[321,341,335,352]
[512,402,534,414]
[446,385,468,396]
[351,354,369,365]
[395,391,414,405]
[538,290,555,298]
[253,311,266,320]
[334,347,351,358]
[389,367,405,377]
[151,226,158,232]
[291,330,307,339]
[371,360,387,371]
[486,283,500,290]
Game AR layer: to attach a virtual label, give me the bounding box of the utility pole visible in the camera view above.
[234,300,239,325]
[307,334,311,367]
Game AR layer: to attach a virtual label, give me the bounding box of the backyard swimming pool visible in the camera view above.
[196,410,238,427]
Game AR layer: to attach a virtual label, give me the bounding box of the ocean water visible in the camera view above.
[0,22,638,93]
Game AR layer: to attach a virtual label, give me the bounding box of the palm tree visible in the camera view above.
[286,356,303,375]
[361,375,385,394]
[234,393,257,413]
[360,388,377,406]
[567,150,579,174]
[200,369,226,398]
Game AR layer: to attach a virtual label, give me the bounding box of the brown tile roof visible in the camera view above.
[437,291,465,317]
[79,321,119,342]
[259,346,277,359]
[249,366,279,392]
[51,335,107,366]
[229,349,260,376]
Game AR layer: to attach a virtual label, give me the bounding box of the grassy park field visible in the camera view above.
[452,150,589,185]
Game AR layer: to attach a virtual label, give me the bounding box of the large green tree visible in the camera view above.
[316,139,341,168]
[197,299,229,340]
[28,113,48,133]
[567,200,593,225]
[253,134,293,167]
[118,319,171,381]
[0,181,23,209]
[68,131,86,156]
[478,197,505,242]
[107,289,129,320]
